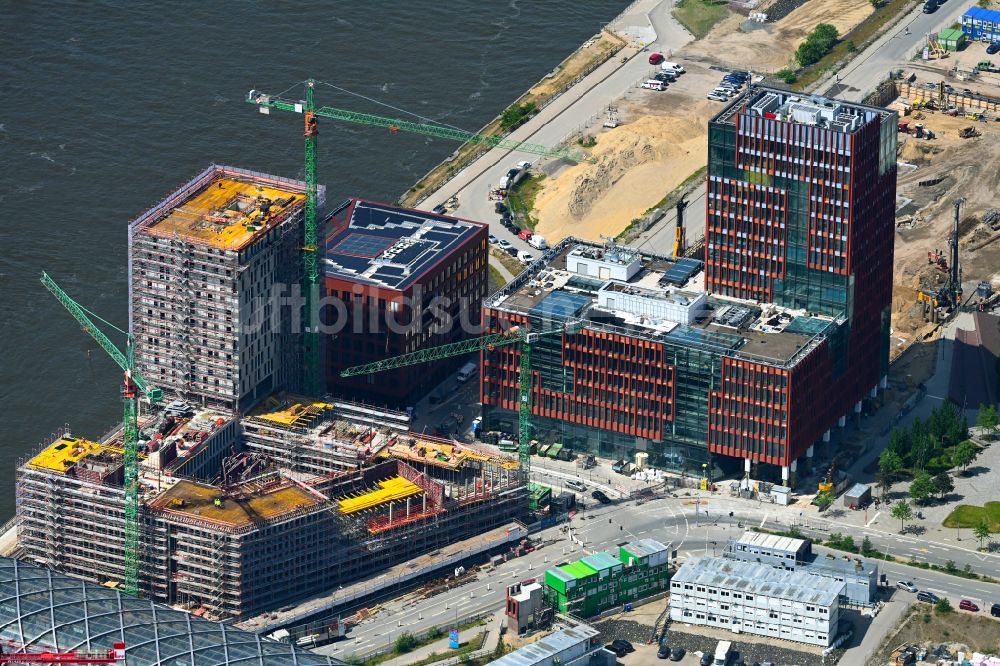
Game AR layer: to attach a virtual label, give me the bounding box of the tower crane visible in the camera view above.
[340,321,583,474]
[246,80,591,397]
[40,272,162,597]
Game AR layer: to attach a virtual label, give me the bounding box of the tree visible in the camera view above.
[861,536,875,556]
[394,632,418,654]
[953,440,978,473]
[891,499,914,532]
[876,469,893,501]
[795,23,840,67]
[500,102,538,132]
[909,472,934,504]
[879,449,903,477]
[911,434,933,471]
[974,518,991,549]
[815,490,835,511]
[936,597,953,614]
[931,472,954,499]
[976,403,998,439]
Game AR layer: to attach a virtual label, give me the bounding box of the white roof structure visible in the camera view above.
[672,557,843,607]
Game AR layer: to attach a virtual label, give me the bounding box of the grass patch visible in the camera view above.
[507,173,546,230]
[490,248,526,279]
[672,0,730,39]
[792,0,913,90]
[489,265,508,290]
[363,621,487,666]
[943,502,1000,531]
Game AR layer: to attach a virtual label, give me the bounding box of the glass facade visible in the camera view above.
[0,557,343,666]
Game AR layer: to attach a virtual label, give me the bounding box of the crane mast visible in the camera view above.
[40,273,161,597]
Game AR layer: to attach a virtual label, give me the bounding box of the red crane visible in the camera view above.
[0,641,125,664]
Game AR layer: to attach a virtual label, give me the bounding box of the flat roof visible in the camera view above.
[736,531,807,554]
[141,167,305,250]
[963,7,1000,21]
[488,624,601,666]
[561,561,598,580]
[323,199,484,290]
[580,552,621,572]
[488,239,839,368]
[27,436,120,475]
[711,85,892,132]
[625,538,669,559]
[152,479,319,529]
[672,556,843,607]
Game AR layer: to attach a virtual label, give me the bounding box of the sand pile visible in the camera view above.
[685,0,874,70]
[533,108,710,242]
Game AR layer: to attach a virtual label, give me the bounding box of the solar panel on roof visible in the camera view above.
[333,233,395,258]
[661,257,703,286]
[784,316,832,336]
[532,291,591,319]
[666,326,743,351]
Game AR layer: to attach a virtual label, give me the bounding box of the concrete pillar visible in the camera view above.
[822,430,831,443]
[781,465,790,483]
[406,496,411,517]
[854,400,862,413]
[806,445,814,459]
[880,375,888,389]
[789,459,798,487]
[838,415,847,427]
[744,458,751,476]
[870,385,878,398]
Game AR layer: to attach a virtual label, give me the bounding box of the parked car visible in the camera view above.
[516,251,534,264]
[916,591,939,604]
[612,459,626,473]
[611,640,634,654]
[988,43,1000,55]
[660,61,684,73]
[700,653,713,666]
[488,234,498,245]
[657,642,671,659]
[495,201,506,214]
[655,72,675,83]
[897,580,918,592]
[959,599,980,612]
[707,92,729,102]
[501,212,514,226]
[566,479,586,491]
[515,160,532,170]
[505,245,519,257]
[432,203,447,214]
[592,490,612,504]
[670,647,686,661]
[649,52,665,65]
[497,239,514,252]
[509,224,521,236]
[922,1,937,12]
[642,79,667,91]
[605,644,626,658]
[517,228,533,241]
[992,603,1000,617]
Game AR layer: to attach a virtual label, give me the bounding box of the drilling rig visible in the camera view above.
[918,199,964,319]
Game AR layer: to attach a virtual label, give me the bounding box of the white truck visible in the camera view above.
[714,640,733,666]
[528,234,548,250]
[456,362,477,384]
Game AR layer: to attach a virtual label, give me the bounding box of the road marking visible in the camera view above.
[865,512,880,527]
[432,609,448,618]
[760,514,768,528]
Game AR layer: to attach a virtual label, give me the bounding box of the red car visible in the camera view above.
[517,229,534,241]
[648,53,664,65]
[960,599,980,612]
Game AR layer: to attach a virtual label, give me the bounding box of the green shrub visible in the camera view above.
[775,69,798,83]
[796,24,840,67]
[500,103,538,132]
[395,632,419,653]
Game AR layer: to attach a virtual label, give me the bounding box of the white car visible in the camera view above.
[515,160,532,170]
[707,92,729,102]
[641,80,666,91]
[517,251,534,264]
[896,580,918,593]
[497,239,514,252]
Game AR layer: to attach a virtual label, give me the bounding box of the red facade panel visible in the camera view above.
[708,357,791,466]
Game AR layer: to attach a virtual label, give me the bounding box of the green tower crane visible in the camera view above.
[41,272,162,596]
[340,321,582,473]
[246,80,591,397]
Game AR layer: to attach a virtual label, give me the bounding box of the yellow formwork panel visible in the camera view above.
[28,436,102,474]
[337,477,422,515]
[147,177,305,251]
[250,393,332,426]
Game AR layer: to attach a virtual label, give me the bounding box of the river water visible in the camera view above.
[0,1,627,517]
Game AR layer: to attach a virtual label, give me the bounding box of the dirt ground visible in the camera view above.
[869,606,1000,664]
[684,0,874,72]
[889,96,1000,354]
[532,66,717,242]
[531,31,624,99]
[530,0,876,242]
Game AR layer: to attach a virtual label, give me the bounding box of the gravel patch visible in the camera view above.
[665,626,825,666]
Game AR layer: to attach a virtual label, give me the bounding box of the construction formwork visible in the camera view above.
[128,165,325,412]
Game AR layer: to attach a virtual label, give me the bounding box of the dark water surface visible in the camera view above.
[0,1,627,517]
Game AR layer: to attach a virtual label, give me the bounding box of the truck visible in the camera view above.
[528,234,548,250]
[714,640,733,666]
[456,361,477,383]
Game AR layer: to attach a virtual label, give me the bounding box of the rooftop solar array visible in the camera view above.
[665,326,744,352]
[659,257,703,287]
[323,200,483,290]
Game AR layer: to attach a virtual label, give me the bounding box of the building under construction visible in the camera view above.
[16,396,526,620]
[128,165,324,411]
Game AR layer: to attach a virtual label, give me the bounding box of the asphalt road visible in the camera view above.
[319,491,1000,659]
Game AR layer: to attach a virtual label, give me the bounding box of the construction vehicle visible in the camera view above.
[41,273,163,597]
[0,640,125,664]
[927,248,947,271]
[818,464,835,493]
[246,81,591,397]
[959,126,981,138]
[340,320,584,474]
[673,197,688,257]
[918,199,964,315]
[603,104,620,129]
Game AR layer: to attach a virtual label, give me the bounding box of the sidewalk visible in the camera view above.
[838,599,911,666]
[377,611,505,666]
